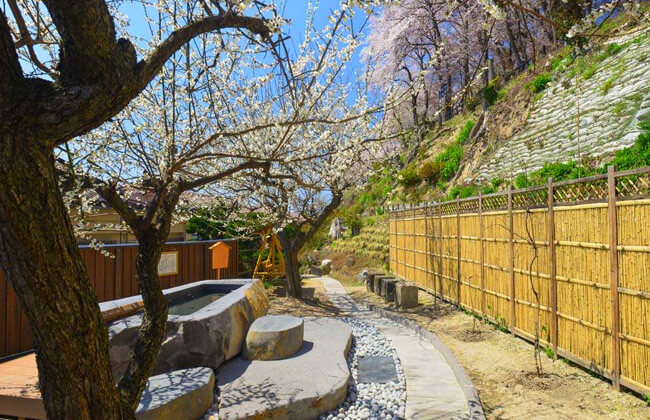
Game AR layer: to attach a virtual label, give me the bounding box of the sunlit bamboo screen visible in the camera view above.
[388,166,650,397]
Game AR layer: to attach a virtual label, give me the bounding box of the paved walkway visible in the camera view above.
[318,276,480,420]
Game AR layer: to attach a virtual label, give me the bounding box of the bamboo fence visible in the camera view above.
[388,166,650,396]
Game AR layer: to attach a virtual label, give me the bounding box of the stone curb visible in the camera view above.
[362,302,486,420]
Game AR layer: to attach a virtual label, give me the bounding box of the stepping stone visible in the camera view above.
[218,318,353,420]
[396,282,418,309]
[357,356,398,384]
[243,315,304,361]
[382,279,400,303]
[136,367,214,420]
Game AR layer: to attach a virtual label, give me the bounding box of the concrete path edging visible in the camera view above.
[363,303,485,420]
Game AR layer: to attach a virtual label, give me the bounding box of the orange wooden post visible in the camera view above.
[508,184,516,333]
[607,165,621,391]
[548,177,558,359]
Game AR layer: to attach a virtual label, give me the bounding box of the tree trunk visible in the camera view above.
[444,74,453,121]
[0,136,128,419]
[284,246,302,299]
[276,230,302,299]
[116,229,168,411]
[506,22,525,71]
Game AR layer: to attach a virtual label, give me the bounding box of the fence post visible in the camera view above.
[607,165,621,391]
[548,177,558,359]
[456,197,462,308]
[478,191,485,320]
[438,203,443,301]
[508,184,516,333]
[412,207,416,282]
[425,205,430,290]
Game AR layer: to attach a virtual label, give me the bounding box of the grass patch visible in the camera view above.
[601,67,625,95]
[528,73,552,93]
[456,120,475,144]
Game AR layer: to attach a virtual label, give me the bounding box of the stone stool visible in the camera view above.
[366,271,383,293]
[374,276,393,297]
[382,279,400,303]
[395,282,418,309]
[243,315,304,361]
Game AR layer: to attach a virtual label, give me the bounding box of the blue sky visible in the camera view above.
[118,1,369,77]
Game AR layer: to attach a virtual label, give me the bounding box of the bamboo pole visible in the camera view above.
[425,205,430,290]
[478,192,486,319]
[456,197,462,307]
[438,203,443,301]
[548,177,558,359]
[413,207,417,281]
[608,165,621,391]
[508,184,516,333]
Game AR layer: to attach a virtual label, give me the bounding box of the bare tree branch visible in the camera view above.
[136,13,271,91]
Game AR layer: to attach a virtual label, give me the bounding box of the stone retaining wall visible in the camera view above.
[475,31,650,181]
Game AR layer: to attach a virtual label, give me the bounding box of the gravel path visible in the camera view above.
[318,276,479,420]
[318,318,407,420]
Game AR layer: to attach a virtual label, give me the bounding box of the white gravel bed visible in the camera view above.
[204,317,406,420]
[319,317,406,420]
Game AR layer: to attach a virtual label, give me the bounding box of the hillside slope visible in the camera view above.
[471,29,650,182]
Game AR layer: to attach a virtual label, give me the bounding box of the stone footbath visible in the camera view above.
[104,279,268,380]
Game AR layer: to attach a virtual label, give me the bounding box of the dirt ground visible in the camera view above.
[266,277,340,318]
[341,283,650,419]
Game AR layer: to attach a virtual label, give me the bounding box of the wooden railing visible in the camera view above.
[388,166,650,396]
[0,239,238,359]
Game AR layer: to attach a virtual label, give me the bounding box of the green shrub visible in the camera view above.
[481,178,503,194]
[459,185,477,198]
[528,73,552,93]
[456,120,475,144]
[607,42,623,55]
[535,161,579,182]
[419,160,443,184]
[605,124,650,171]
[435,144,463,180]
[397,165,422,187]
[447,186,461,200]
[514,173,531,189]
[582,64,597,80]
[447,184,477,200]
[483,77,501,107]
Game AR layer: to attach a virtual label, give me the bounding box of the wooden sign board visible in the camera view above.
[210,242,232,270]
[158,251,178,276]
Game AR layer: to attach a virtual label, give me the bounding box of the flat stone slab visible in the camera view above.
[357,356,398,384]
[218,317,353,420]
[136,367,215,420]
[243,315,304,361]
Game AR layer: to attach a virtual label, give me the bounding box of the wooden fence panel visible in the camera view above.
[0,239,238,359]
[554,204,611,374]
[512,209,552,345]
[482,211,511,323]
[387,166,650,396]
[617,200,650,391]
[459,213,482,313]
